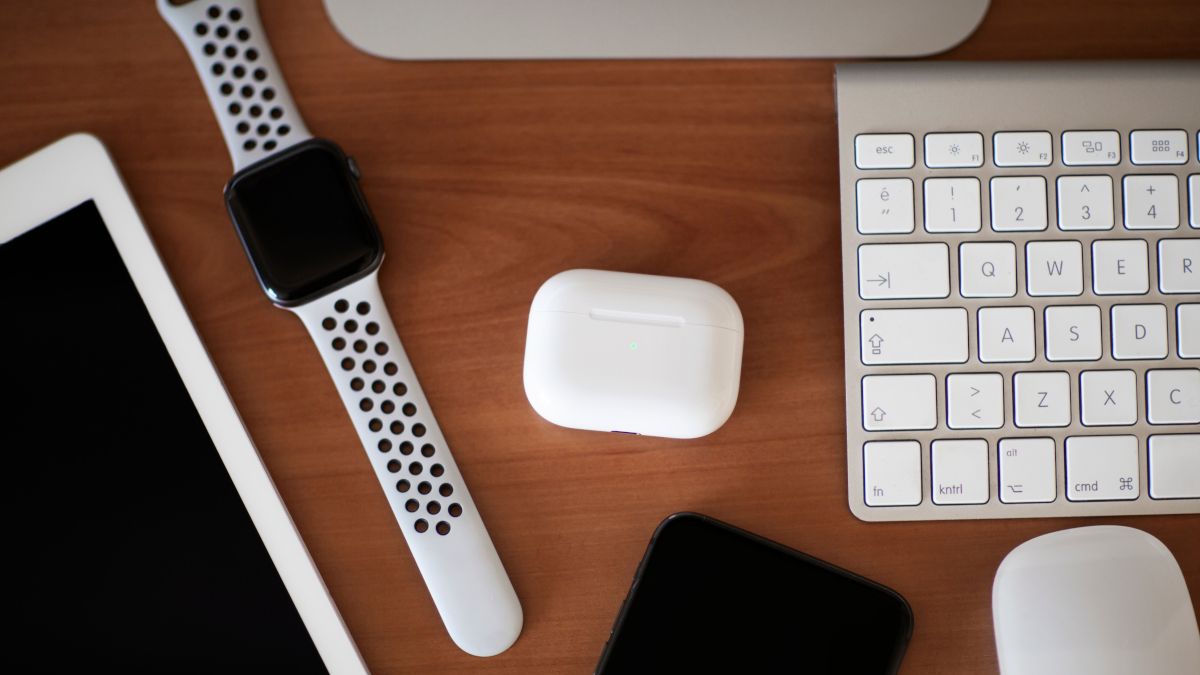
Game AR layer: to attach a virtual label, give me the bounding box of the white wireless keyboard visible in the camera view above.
[836,62,1200,521]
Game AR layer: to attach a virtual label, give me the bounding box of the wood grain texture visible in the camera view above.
[2,1,1198,672]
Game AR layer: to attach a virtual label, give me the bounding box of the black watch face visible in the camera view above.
[225,139,382,305]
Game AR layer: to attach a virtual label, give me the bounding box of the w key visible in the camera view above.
[858,243,950,300]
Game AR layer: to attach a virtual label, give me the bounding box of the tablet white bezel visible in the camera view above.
[0,134,368,674]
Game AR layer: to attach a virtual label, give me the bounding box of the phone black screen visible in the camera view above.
[596,513,912,675]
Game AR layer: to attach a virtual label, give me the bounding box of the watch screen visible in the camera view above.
[597,514,913,674]
[225,140,381,304]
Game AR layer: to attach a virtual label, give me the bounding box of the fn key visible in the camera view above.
[864,441,922,506]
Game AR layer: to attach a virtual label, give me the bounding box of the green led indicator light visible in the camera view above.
[629,341,638,351]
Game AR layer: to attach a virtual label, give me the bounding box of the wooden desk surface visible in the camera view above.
[3,1,1198,672]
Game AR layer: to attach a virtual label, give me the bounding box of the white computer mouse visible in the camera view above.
[993,525,1200,675]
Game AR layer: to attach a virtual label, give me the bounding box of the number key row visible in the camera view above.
[856,174,1198,234]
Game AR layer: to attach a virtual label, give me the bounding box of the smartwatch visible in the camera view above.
[157,1,522,657]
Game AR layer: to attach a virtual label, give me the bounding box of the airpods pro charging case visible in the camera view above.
[523,269,744,439]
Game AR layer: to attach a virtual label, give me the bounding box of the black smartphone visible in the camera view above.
[596,513,913,674]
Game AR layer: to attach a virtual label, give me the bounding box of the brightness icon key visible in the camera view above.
[994,131,1052,167]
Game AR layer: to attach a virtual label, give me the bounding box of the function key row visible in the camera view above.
[855,130,1195,170]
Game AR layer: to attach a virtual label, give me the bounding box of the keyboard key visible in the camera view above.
[857,243,950,300]
[1026,241,1083,296]
[1146,369,1200,424]
[1190,175,1198,228]
[1149,434,1200,499]
[1158,239,1200,293]
[860,308,968,365]
[991,176,1047,231]
[855,133,915,169]
[1065,435,1139,501]
[1123,175,1179,229]
[924,177,981,232]
[994,131,1052,167]
[856,178,914,234]
[978,306,1035,363]
[863,441,921,506]
[1015,371,1071,428]
[1112,304,1168,360]
[1061,130,1120,166]
[1130,129,1189,165]
[1180,304,1200,358]
[947,373,1003,429]
[959,242,1016,298]
[1092,240,1149,295]
[999,437,1056,504]
[931,439,989,505]
[1080,370,1137,426]
[924,132,984,168]
[862,374,937,431]
[1044,305,1102,362]
[1057,175,1114,230]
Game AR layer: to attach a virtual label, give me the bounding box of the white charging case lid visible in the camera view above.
[523,269,743,439]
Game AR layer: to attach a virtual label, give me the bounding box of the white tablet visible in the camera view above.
[0,134,367,673]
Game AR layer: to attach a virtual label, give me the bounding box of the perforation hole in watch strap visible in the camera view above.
[323,297,462,536]
[190,4,291,155]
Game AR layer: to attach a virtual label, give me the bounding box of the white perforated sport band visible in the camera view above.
[292,271,523,657]
[159,1,522,655]
[158,0,311,171]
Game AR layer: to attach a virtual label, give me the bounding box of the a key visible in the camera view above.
[1044,305,1102,361]
[863,441,921,507]
[924,132,984,169]
[998,437,1056,504]
[1147,369,1200,424]
[991,176,1047,231]
[855,133,915,170]
[1026,241,1083,296]
[862,374,936,431]
[1015,371,1071,428]
[1190,174,1198,228]
[1149,434,1200,499]
[994,131,1052,167]
[1066,435,1139,501]
[924,177,981,232]
[978,306,1035,363]
[1180,304,1200,358]
[1061,131,1121,166]
[859,308,968,365]
[1057,175,1114,230]
[857,243,949,300]
[947,372,1003,429]
[1130,129,1188,165]
[856,178,914,234]
[1080,370,1137,426]
[1158,239,1200,293]
[1092,239,1149,295]
[960,242,1016,298]
[1123,175,1179,229]
[931,439,989,505]
[1112,304,1168,360]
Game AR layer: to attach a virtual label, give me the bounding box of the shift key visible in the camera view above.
[861,308,969,365]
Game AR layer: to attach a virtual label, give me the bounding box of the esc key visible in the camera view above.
[855,133,915,169]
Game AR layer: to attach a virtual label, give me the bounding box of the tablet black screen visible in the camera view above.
[0,201,328,672]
